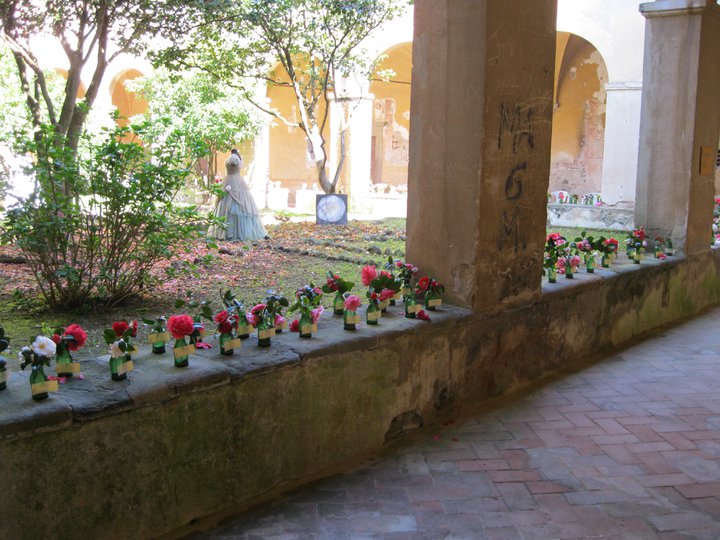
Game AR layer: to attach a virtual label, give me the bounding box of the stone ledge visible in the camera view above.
[0,305,472,441]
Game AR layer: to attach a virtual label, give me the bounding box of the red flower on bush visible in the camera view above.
[168,315,194,339]
[112,321,129,337]
[64,324,88,351]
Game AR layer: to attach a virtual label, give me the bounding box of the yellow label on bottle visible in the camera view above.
[237,325,250,335]
[148,332,170,344]
[345,314,361,324]
[379,300,390,310]
[173,345,194,359]
[367,311,381,321]
[198,328,206,338]
[32,380,58,394]
[406,304,419,314]
[393,292,403,301]
[276,321,288,331]
[226,338,242,349]
[428,298,442,307]
[117,361,134,375]
[56,362,81,374]
[300,324,318,335]
[258,328,275,340]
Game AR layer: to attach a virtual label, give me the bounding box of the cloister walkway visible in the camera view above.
[192,308,720,540]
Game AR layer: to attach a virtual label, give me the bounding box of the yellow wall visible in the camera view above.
[110,69,148,134]
[369,43,412,187]
[550,33,607,195]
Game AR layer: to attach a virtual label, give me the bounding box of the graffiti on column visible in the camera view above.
[497,101,533,252]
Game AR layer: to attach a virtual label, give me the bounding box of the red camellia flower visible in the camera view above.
[112,321,129,337]
[289,320,300,332]
[217,321,233,334]
[214,310,230,324]
[64,324,88,351]
[361,265,378,286]
[168,315,194,339]
[371,292,378,301]
[417,276,430,291]
[51,334,62,345]
[416,309,431,321]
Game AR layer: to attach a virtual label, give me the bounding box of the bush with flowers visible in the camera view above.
[321,271,355,314]
[288,284,324,338]
[50,324,87,377]
[19,334,57,399]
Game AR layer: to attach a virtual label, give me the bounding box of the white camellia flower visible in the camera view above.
[32,336,56,358]
[110,340,124,358]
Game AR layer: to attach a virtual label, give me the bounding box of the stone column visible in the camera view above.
[406,0,556,312]
[600,82,643,206]
[635,0,720,255]
[329,92,375,214]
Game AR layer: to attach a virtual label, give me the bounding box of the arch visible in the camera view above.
[109,68,148,128]
[368,42,412,190]
[550,32,609,198]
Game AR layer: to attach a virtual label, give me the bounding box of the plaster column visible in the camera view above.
[406,0,556,312]
[635,0,720,255]
[329,93,374,214]
[600,82,643,206]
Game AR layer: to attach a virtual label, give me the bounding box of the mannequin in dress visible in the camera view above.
[212,149,267,241]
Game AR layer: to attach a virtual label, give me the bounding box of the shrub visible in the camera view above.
[0,122,218,309]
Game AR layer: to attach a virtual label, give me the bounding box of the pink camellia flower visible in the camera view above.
[379,289,395,302]
[245,312,258,328]
[251,303,266,316]
[168,315,194,339]
[570,255,581,270]
[556,258,566,274]
[657,252,668,260]
[64,324,88,351]
[289,319,300,332]
[311,306,324,324]
[275,314,286,327]
[361,265,377,286]
[344,295,361,311]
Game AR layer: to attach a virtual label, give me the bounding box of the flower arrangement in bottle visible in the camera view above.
[50,324,87,377]
[322,271,355,315]
[392,258,419,299]
[288,284,324,338]
[625,227,646,263]
[0,326,9,391]
[654,236,668,260]
[19,335,57,399]
[167,314,195,367]
[174,292,209,348]
[143,316,169,354]
[417,276,445,310]
[343,294,362,330]
[573,231,597,273]
[595,236,619,268]
[262,291,289,334]
[544,233,566,282]
[109,320,138,355]
[201,297,242,355]
[219,290,251,339]
[103,324,135,379]
[361,265,396,323]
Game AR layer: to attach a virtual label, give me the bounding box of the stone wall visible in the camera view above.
[1,250,720,539]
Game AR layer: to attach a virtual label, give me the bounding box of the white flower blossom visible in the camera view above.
[110,340,124,358]
[32,336,56,358]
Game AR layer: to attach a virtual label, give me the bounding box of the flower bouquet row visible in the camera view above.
[545,232,620,282]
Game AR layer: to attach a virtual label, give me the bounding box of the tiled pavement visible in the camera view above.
[195,309,720,539]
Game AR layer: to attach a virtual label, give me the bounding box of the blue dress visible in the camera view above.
[212,155,267,241]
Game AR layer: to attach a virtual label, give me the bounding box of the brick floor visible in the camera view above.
[192,309,720,539]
